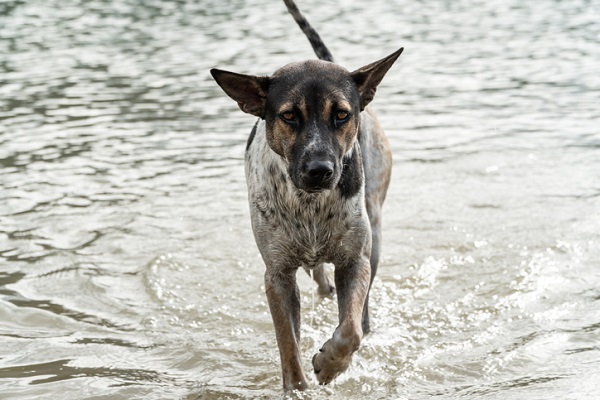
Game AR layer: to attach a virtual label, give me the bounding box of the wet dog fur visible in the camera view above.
[210,0,402,391]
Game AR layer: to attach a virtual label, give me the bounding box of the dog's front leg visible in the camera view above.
[264,267,308,391]
[312,256,371,384]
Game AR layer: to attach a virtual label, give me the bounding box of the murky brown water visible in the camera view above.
[1,0,599,398]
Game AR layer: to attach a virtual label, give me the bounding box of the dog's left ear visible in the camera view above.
[210,69,269,118]
[351,47,404,111]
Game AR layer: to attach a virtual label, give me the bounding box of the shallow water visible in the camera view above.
[1,0,599,398]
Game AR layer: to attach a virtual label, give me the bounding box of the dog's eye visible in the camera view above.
[281,112,296,123]
[336,112,349,120]
[334,111,350,126]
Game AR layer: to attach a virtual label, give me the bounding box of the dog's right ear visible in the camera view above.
[210,69,269,118]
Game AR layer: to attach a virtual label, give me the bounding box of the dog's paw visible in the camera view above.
[317,282,336,297]
[311,340,353,385]
[314,267,336,298]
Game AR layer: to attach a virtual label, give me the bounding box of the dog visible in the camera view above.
[210,0,402,391]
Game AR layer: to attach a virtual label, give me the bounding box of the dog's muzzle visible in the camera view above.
[300,160,335,192]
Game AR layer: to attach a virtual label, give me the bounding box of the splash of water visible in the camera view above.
[309,269,315,330]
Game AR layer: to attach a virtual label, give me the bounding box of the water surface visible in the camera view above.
[1,0,599,398]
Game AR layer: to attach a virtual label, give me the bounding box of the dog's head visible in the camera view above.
[211,48,403,193]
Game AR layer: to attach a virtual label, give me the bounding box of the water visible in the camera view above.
[1,0,599,398]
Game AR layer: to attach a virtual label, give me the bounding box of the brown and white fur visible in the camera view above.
[210,0,403,391]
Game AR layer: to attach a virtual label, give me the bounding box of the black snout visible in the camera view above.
[297,159,335,192]
[306,160,334,181]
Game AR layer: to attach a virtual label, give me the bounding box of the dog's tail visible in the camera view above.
[283,0,334,62]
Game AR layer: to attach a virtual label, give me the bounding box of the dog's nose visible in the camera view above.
[306,160,334,181]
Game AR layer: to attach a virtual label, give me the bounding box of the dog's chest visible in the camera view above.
[245,125,360,267]
[257,176,354,266]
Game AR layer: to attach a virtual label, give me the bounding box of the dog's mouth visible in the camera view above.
[300,186,328,194]
[295,176,337,194]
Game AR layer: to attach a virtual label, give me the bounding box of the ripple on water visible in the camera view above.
[1,0,600,398]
